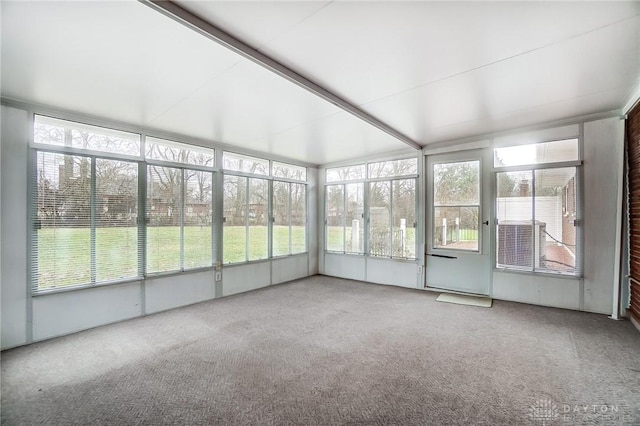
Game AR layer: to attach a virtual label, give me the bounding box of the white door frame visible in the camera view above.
[425,148,493,295]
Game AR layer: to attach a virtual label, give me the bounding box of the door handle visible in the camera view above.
[482,220,489,225]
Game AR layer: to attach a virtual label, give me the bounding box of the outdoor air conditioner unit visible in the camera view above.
[497,220,546,268]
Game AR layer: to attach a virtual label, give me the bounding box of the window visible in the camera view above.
[433,160,480,251]
[32,116,141,291]
[222,176,269,263]
[368,158,417,178]
[326,183,364,254]
[369,179,416,258]
[145,136,214,274]
[145,166,181,273]
[184,171,213,268]
[369,159,418,258]
[32,117,218,292]
[34,152,93,290]
[35,115,140,156]
[273,162,306,181]
[223,151,268,175]
[96,159,139,281]
[273,181,306,256]
[223,156,308,263]
[31,116,308,291]
[325,157,417,259]
[495,139,580,275]
[146,137,214,167]
[326,164,365,182]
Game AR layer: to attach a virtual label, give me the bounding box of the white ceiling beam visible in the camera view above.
[139,0,422,151]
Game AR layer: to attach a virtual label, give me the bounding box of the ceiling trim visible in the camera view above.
[138,0,422,151]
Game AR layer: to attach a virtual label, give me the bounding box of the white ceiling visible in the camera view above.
[2,1,639,166]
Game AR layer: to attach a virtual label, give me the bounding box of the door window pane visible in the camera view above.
[434,161,479,205]
[433,160,480,251]
[434,207,479,251]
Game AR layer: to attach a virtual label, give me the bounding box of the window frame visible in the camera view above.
[26,113,306,294]
[222,158,309,265]
[324,156,419,260]
[493,139,583,277]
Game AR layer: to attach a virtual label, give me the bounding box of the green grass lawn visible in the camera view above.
[36,225,306,289]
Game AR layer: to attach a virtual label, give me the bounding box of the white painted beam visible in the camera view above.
[139,0,422,151]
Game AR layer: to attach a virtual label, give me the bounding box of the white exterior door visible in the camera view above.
[425,149,492,295]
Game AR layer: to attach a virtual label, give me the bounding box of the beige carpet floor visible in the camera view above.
[2,275,640,425]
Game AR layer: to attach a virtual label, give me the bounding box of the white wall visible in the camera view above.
[0,105,317,350]
[1,106,29,348]
[582,117,624,314]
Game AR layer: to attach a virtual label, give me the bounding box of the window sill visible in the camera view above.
[32,276,144,297]
[493,267,582,280]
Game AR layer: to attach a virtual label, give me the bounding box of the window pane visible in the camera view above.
[96,159,138,282]
[35,115,140,156]
[273,181,291,257]
[184,171,212,269]
[35,152,91,290]
[370,181,391,257]
[146,137,214,167]
[535,167,577,274]
[497,171,533,269]
[291,183,306,254]
[326,165,365,182]
[223,152,268,175]
[345,183,364,253]
[494,138,579,167]
[248,178,268,261]
[434,206,479,251]
[434,161,479,205]
[223,175,247,264]
[326,185,344,251]
[368,158,418,178]
[392,179,416,259]
[273,162,306,181]
[147,166,181,273]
